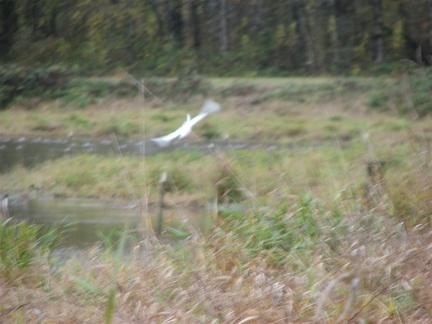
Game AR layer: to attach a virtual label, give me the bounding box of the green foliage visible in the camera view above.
[3,0,432,77]
[46,155,129,197]
[0,219,60,280]
[147,166,194,193]
[219,82,258,97]
[64,114,93,127]
[63,170,97,188]
[392,20,404,50]
[97,228,140,253]
[169,72,212,100]
[105,288,116,324]
[214,158,244,204]
[200,123,221,140]
[367,62,407,75]
[0,65,72,109]
[166,168,194,192]
[61,79,138,107]
[387,172,432,227]
[221,195,320,257]
[166,226,190,239]
[150,113,170,122]
[140,73,212,101]
[368,92,389,111]
[109,121,141,137]
[264,82,338,103]
[403,70,432,118]
[367,69,432,117]
[0,65,139,109]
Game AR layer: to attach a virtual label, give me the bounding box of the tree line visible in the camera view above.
[0,0,431,75]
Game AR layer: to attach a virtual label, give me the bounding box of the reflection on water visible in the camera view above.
[0,136,272,173]
[0,136,151,173]
[9,196,211,249]
[0,135,265,249]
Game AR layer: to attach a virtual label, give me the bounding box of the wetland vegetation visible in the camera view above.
[2,1,432,321]
[0,72,432,322]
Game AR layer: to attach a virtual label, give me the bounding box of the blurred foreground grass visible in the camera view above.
[1,136,431,322]
[0,75,431,322]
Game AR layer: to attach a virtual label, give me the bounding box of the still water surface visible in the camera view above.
[9,195,211,249]
[1,136,252,248]
[0,136,266,173]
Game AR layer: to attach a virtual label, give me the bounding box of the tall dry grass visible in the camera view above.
[1,74,432,322]
[1,138,431,323]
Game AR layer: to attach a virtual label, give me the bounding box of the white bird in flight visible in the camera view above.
[151,99,221,148]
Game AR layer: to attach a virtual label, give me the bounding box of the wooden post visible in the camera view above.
[156,172,168,237]
[1,194,9,218]
[364,160,387,207]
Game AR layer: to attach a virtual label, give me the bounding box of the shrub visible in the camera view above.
[219,82,258,97]
[147,167,194,193]
[200,123,221,139]
[403,70,432,118]
[0,219,60,281]
[169,72,212,101]
[214,155,245,204]
[0,65,139,109]
[367,68,432,117]
[61,79,138,107]
[220,194,320,257]
[0,65,72,108]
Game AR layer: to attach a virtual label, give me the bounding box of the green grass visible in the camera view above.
[0,75,420,139]
[0,219,60,282]
[1,144,431,322]
[1,75,432,322]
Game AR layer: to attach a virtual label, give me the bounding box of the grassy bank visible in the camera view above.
[1,75,432,322]
[1,149,432,322]
[0,74,431,142]
[1,134,432,322]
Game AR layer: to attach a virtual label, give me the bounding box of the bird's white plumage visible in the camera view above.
[151,100,220,147]
[199,99,220,115]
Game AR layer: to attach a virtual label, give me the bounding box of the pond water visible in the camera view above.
[9,195,212,249]
[0,136,148,173]
[0,136,271,173]
[0,136,258,248]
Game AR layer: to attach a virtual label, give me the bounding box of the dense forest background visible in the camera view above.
[0,0,432,75]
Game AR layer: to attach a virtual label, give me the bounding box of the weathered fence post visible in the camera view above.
[156,172,168,237]
[0,194,9,218]
[364,160,388,207]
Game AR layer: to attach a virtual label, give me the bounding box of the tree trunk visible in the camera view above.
[296,1,315,73]
[167,0,184,47]
[429,0,432,51]
[149,0,166,37]
[0,0,18,59]
[190,0,201,49]
[219,0,228,56]
[372,0,384,63]
[126,0,136,63]
[49,5,57,36]
[29,0,41,37]
[255,0,263,32]
[328,0,340,72]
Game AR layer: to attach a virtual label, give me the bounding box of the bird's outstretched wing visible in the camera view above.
[151,131,180,148]
[151,100,221,147]
[200,100,221,115]
[151,114,190,147]
[183,112,207,131]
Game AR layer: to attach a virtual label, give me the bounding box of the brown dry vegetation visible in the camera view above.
[1,76,432,323]
[1,212,432,323]
[1,143,431,323]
